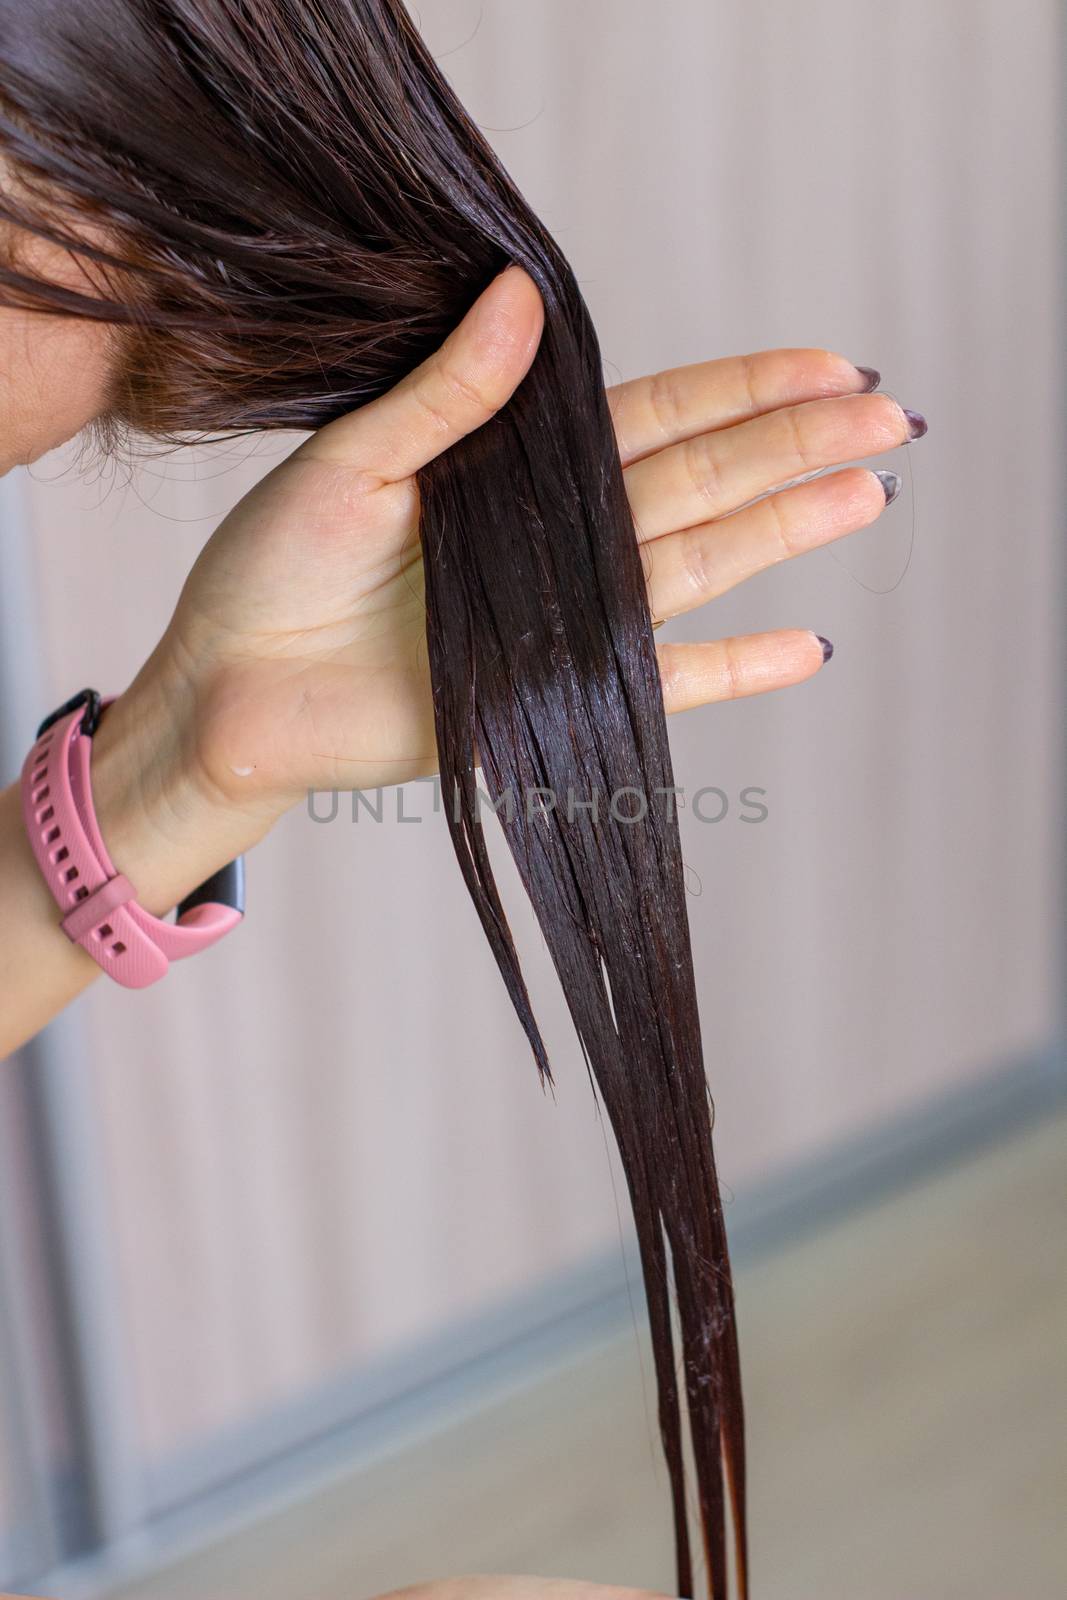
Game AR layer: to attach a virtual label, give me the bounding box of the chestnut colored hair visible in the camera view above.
[0,4,746,1592]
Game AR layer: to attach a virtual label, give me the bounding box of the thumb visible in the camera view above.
[300,264,545,481]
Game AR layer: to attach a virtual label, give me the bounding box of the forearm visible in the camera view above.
[0,665,279,1058]
[0,773,99,1048]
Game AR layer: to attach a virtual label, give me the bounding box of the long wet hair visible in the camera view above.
[0,4,746,1592]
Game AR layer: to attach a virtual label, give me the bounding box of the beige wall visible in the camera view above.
[10,0,1063,1483]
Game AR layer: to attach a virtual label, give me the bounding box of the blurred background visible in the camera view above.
[1,1,1064,1597]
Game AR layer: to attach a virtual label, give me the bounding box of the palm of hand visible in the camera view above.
[161,272,912,811]
[170,450,436,801]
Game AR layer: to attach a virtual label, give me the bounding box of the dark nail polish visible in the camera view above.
[855,365,881,392]
[875,469,902,505]
[903,407,928,440]
[816,635,834,664]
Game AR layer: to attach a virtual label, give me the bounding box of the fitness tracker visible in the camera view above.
[21,688,244,989]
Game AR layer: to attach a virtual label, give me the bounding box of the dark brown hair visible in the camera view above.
[0,4,746,1592]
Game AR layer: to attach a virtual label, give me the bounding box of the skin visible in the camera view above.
[0,260,924,1056]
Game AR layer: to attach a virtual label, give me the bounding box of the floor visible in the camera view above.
[106,1112,1067,1600]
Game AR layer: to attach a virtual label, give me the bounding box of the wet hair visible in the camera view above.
[0,4,746,1591]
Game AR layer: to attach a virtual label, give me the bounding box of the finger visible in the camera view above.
[626,392,917,543]
[658,629,831,715]
[608,348,879,467]
[646,466,896,621]
[299,265,544,481]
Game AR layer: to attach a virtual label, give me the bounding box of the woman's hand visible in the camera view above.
[95,266,926,901]
[1,263,928,1052]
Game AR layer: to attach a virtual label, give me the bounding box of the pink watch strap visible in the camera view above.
[21,691,243,989]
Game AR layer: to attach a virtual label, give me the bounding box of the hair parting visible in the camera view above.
[0,4,746,1592]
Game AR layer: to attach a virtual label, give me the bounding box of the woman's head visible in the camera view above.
[0,0,540,458]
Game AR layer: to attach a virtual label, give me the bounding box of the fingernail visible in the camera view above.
[855,365,881,392]
[816,635,834,664]
[874,469,902,505]
[902,407,928,440]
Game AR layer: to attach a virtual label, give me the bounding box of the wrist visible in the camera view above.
[89,662,279,918]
